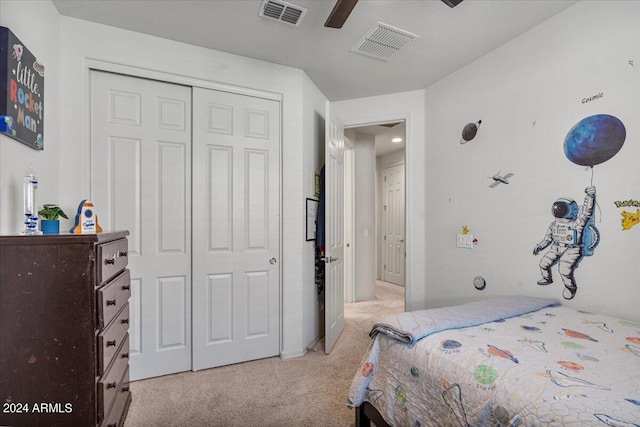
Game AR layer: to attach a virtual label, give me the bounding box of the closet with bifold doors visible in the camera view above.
[90,70,281,381]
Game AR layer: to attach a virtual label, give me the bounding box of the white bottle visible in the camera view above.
[21,167,42,235]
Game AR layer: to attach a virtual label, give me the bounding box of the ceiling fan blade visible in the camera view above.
[324,0,359,29]
[441,0,464,8]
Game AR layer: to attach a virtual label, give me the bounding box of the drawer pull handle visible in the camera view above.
[122,285,131,290]
[118,251,128,257]
[105,257,115,265]
[122,386,130,393]
[122,353,129,359]
[107,382,117,389]
[106,299,117,306]
[121,318,129,324]
[106,340,117,347]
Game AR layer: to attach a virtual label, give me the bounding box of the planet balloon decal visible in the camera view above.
[460,120,481,144]
[564,114,626,166]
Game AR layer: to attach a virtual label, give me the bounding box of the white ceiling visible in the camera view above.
[52,0,578,101]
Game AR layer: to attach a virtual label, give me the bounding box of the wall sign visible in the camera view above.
[0,27,44,150]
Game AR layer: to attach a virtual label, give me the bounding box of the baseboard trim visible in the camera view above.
[280,349,306,360]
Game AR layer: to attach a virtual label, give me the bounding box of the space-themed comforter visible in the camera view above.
[348,296,640,426]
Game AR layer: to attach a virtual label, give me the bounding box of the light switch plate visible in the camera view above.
[456,233,473,248]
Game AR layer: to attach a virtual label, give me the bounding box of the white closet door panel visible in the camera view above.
[129,278,142,356]
[110,136,141,255]
[193,87,280,370]
[208,145,233,251]
[207,273,233,343]
[246,270,269,337]
[157,141,187,253]
[246,149,268,250]
[91,70,192,380]
[157,276,188,349]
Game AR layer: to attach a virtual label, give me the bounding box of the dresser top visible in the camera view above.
[0,230,129,246]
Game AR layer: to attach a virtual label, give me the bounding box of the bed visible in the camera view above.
[347,295,640,426]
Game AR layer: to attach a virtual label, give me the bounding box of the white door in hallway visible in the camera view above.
[90,70,192,380]
[191,87,280,370]
[324,101,345,354]
[383,163,405,286]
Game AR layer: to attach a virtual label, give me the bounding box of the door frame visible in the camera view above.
[83,59,284,365]
[344,115,409,310]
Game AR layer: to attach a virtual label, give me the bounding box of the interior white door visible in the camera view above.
[383,163,405,286]
[191,87,280,370]
[90,70,192,380]
[324,101,345,354]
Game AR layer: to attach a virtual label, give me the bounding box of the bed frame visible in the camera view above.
[355,402,391,427]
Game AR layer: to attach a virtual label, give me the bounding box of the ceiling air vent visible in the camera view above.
[350,22,419,61]
[259,0,307,27]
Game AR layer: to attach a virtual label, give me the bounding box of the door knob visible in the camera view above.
[269,257,277,265]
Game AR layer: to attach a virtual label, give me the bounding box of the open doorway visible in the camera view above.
[343,121,405,308]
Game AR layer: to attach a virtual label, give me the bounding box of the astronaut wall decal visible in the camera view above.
[533,186,599,300]
[532,113,626,300]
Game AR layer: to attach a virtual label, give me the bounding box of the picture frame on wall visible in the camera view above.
[0,26,45,150]
[306,198,319,241]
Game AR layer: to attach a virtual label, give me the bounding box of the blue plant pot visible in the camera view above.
[41,219,60,234]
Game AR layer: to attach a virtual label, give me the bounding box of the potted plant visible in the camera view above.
[38,204,68,234]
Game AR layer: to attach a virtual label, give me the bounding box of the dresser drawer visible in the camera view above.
[102,366,131,427]
[98,303,130,375]
[98,334,130,423]
[97,269,131,330]
[97,239,129,285]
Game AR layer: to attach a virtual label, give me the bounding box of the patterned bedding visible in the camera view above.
[347,297,640,426]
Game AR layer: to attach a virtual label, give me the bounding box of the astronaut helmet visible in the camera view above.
[552,197,578,220]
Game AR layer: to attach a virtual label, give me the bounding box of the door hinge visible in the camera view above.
[384,235,386,240]
[384,264,386,270]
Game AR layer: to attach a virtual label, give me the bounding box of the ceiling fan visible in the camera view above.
[324,0,464,29]
[324,0,359,29]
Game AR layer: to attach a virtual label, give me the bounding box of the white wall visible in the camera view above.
[421,0,640,321]
[0,1,60,234]
[334,2,640,322]
[333,90,427,311]
[53,16,312,358]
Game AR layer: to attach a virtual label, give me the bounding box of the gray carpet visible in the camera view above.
[124,281,404,427]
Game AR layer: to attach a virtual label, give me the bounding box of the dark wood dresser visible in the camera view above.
[0,231,132,427]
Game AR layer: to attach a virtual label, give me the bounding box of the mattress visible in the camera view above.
[347,297,640,426]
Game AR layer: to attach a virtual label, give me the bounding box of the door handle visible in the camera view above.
[269,257,277,265]
[322,256,338,263]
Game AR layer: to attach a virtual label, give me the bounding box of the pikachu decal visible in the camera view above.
[621,209,640,230]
